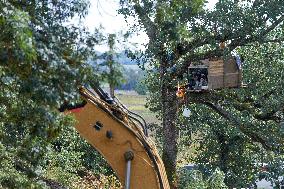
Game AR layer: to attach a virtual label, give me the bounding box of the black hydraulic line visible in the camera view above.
[142,140,165,189]
[81,87,148,136]
[128,114,148,137]
[114,97,148,136]
[128,112,148,136]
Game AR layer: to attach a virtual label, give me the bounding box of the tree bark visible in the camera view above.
[109,83,114,98]
[161,83,179,188]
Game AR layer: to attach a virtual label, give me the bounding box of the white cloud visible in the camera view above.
[84,0,126,33]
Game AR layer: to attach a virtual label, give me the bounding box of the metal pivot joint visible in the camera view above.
[124,150,134,189]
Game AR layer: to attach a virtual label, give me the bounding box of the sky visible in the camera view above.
[83,0,218,52]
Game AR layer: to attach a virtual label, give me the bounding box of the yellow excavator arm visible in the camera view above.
[66,86,170,189]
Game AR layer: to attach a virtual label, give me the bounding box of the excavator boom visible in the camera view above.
[67,86,170,189]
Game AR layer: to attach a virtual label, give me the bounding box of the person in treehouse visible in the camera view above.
[194,71,202,90]
[200,74,208,86]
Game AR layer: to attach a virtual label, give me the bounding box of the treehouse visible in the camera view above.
[187,56,242,91]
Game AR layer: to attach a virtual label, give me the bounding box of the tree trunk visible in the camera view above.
[109,55,115,98]
[161,84,179,188]
[109,83,115,98]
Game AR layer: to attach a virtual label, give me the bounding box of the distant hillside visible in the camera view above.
[116,51,138,65]
[94,50,139,65]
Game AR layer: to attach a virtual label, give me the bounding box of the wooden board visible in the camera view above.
[224,57,238,73]
[208,75,224,89]
[189,57,242,90]
[224,72,241,87]
[208,59,224,77]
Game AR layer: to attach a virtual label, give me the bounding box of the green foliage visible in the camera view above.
[0,142,47,188]
[178,169,227,189]
[43,121,115,188]
[0,0,110,187]
[45,127,84,184]
[135,80,147,95]
[71,173,121,189]
[99,33,129,96]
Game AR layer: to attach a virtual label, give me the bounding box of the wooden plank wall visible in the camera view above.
[208,59,224,89]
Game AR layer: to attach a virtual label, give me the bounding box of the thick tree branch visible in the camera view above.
[228,15,284,50]
[260,15,284,37]
[133,3,157,40]
[202,101,272,150]
[262,38,284,43]
[214,88,284,123]
[173,11,284,78]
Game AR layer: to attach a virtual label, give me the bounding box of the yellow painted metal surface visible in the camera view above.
[69,88,170,189]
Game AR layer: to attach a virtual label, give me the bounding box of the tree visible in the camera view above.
[119,1,205,185]
[119,0,284,187]
[100,33,125,97]
[0,0,100,187]
[119,68,147,94]
[178,169,227,189]
[135,79,148,95]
